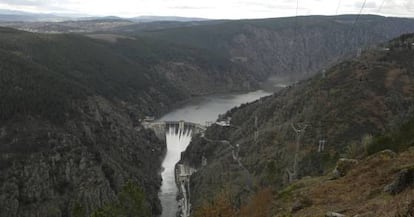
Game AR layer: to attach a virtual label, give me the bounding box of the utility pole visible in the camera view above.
[318,139,326,152]
[290,122,308,182]
[356,47,362,58]
[254,115,259,144]
[317,120,327,152]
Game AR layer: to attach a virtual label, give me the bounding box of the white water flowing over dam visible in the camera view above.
[158,90,273,217]
[160,125,193,217]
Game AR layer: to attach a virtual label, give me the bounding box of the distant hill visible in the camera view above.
[133,15,414,80]
[0,9,209,23]
[0,9,68,22]
[0,11,213,33]
[129,15,209,23]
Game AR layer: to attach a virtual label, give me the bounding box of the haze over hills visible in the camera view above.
[0,9,212,33]
[0,9,209,23]
[0,9,413,217]
[0,9,68,22]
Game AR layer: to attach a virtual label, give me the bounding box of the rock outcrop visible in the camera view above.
[0,97,165,217]
[332,158,359,178]
[383,168,414,195]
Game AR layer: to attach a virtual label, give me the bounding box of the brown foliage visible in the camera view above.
[239,188,273,217]
[194,188,274,217]
[193,189,237,217]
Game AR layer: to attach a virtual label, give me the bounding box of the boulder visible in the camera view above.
[368,149,397,160]
[326,211,346,217]
[332,158,358,178]
[291,197,312,213]
[383,168,414,195]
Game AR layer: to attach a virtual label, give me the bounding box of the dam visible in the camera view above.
[144,90,272,217]
[143,120,206,217]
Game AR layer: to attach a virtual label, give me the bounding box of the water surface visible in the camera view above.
[159,90,271,124]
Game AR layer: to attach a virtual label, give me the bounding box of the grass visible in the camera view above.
[272,149,414,217]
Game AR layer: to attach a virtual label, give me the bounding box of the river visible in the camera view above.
[158,89,272,217]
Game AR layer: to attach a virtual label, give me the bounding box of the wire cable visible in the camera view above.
[350,0,368,37]
[335,0,342,15]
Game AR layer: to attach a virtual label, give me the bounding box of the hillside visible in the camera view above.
[0,27,260,123]
[0,27,257,217]
[1,15,414,217]
[180,33,414,215]
[134,15,414,80]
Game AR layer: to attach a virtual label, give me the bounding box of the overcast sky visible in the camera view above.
[0,0,413,19]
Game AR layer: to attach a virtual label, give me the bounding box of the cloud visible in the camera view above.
[168,5,214,10]
[364,1,377,9]
[0,0,412,18]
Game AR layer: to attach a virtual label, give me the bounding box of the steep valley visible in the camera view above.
[181,33,414,216]
[0,15,414,217]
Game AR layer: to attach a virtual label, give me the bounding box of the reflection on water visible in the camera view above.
[158,89,272,217]
[159,90,271,124]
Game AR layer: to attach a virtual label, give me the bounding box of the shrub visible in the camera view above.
[91,181,150,217]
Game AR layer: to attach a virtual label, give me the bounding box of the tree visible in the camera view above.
[91,181,150,217]
[193,189,237,217]
[239,188,273,217]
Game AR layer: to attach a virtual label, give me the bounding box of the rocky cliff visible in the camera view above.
[137,15,414,81]
[0,96,165,216]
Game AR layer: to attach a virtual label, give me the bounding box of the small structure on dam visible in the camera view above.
[142,120,207,141]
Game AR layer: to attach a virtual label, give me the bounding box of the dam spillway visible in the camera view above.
[143,121,204,217]
[143,90,272,217]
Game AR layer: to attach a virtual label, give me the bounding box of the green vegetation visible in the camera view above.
[134,15,414,58]
[72,202,86,217]
[0,27,233,124]
[182,33,414,213]
[91,181,150,217]
[367,116,414,155]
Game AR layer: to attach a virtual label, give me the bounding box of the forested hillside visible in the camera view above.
[0,27,256,217]
[181,33,414,216]
[134,15,414,80]
[1,14,414,217]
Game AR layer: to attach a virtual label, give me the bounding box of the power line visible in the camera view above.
[293,0,300,43]
[295,0,299,17]
[339,0,368,57]
[335,0,342,15]
[349,0,368,37]
[290,0,300,71]
[377,0,387,13]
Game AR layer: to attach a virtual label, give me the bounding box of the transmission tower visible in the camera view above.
[290,122,309,181]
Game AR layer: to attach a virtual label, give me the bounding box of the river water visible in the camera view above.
[158,90,272,217]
